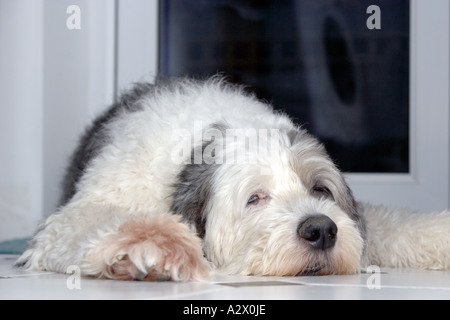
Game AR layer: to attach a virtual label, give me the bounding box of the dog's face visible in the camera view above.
[172,126,365,276]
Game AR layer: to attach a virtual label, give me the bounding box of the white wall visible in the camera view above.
[0,0,116,241]
[0,0,44,241]
[42,0,116,216]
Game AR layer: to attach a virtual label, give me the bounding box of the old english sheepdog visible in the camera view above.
[17,77,450,281]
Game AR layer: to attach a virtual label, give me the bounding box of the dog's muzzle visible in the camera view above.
[298,214,338,250]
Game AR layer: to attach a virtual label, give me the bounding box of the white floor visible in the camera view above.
[1,254,450,300]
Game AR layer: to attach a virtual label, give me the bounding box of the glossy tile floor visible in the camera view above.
[1,255,450,300]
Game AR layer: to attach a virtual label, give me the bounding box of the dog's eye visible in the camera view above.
[312,186,333,199]
[246,192,269,207]
[247,194,260,205]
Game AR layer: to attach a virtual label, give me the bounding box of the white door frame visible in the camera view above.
[115,0,159,94]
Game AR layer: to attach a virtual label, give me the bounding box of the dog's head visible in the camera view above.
[171,123,365,276]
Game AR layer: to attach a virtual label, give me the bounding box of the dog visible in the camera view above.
[16,77,450,281]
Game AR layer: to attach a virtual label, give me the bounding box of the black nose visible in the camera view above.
[298,215,338,250]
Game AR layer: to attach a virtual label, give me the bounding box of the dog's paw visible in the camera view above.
[84,214,209,281]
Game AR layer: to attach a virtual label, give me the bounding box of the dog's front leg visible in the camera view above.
[16,203,209,281]
[82,211,209,281]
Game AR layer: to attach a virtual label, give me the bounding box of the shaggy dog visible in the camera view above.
[17,77,450,281]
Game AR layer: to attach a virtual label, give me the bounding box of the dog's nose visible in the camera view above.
[298,215,338,250]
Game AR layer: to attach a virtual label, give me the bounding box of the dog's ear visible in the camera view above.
[170,123,226,238]
[335,181,366,237]
[171,162,217,238]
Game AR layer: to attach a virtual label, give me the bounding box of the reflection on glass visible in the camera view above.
[159,0,409,173]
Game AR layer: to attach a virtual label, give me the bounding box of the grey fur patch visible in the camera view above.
[335,182,366,241]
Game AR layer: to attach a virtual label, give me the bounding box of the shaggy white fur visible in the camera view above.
[16,77,450,281]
